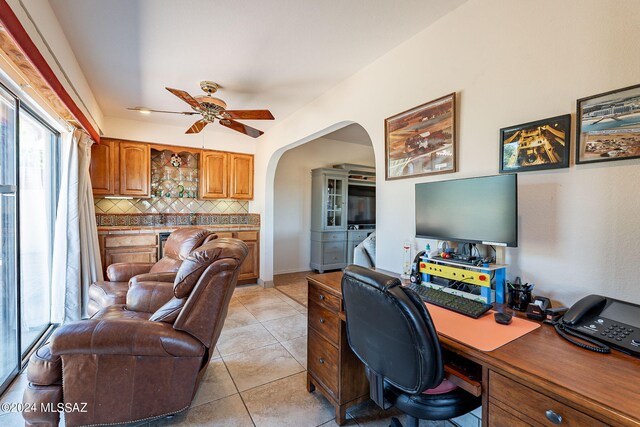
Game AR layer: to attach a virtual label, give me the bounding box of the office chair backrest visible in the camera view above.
[342,265,444,397]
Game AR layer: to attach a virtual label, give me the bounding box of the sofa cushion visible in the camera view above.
[150,297,187,323]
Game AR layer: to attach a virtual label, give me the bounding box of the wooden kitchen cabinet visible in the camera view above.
[90,138,150,197]
[90,139,117,196]
[214,230,259,284]
[119,141,150,197]
[99,234,158,276]
[199,150,228,199]
[228,153,254,199]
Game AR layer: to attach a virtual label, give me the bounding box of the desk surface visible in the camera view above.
[308,271,640,426]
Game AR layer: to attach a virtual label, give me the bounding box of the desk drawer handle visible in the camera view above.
[545,410,562,424]
[319,318,325,324]
[319,358,325,364]
[319,294,325,301]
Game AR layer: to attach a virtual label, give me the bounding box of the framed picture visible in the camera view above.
[499,114,571,173]
[576,83,640,164]
[385,93,456,180]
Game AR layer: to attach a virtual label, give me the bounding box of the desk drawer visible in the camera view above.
[308,328,339,399]
[489,403,532,427]
[308,301,339,345]
[490,371,606,427]
[309,284,340,312]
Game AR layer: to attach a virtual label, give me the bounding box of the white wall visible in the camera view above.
[273,137,374,274]
[255,0,640,305]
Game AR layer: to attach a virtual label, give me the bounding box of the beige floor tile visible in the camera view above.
[0,410,25,427]
[261,313,307,342]
[216,323,278,356]
[232,284,263,295]
[212,346,222,360]
[245,300,299,322]
[222,304,259,330]
[241,372,336,427]
[223,343,304,392]
[280,335,308,369]
[238,292,285,308]
[0,373,27,406]
[149,394,253,427]
[191,359,237,408]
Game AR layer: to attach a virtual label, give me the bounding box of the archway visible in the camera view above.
[259,121,376,286]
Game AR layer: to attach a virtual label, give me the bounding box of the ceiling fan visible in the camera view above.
[128,81,274,137]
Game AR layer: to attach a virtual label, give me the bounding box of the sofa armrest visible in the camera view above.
[51,319,203,358]
[106,263,154,282]
[126,281,176,313]
[129,272,177,287]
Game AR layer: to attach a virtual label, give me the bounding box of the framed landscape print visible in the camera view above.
[576,83,640,164]
[499,114,571,173]
[385,93,456,180]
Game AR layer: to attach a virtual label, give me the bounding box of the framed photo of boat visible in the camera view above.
[499,114,571,173]
[385,93,456,180]
[576,83,640,164]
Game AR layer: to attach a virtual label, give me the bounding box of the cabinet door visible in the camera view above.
[200,150,228,199]
[238,239,259,282]
[90,139,117,195]
[119,141,150,197]
[323,175,347,230]
[228,153,254,199]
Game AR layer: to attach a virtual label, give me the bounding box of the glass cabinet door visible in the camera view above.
[324,176,345,229]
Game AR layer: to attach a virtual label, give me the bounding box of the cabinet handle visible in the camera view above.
[319,294,325,300]
[319,318,325,324]
[319,358,325,364]
[545,410,562,424]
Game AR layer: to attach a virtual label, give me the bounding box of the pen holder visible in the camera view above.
[507,286,532,311]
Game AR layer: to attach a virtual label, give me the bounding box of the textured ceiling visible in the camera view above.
[49,0,466,134]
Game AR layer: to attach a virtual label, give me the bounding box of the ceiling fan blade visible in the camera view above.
[166,87,202,110]
[219,119,264,138]
[223,110,274,120]
[127,107,198,115]
[186,119,209,134]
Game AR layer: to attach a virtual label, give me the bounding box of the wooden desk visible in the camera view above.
[307,272,640,427]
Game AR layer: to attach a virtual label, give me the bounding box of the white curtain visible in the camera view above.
[51,129,103,322]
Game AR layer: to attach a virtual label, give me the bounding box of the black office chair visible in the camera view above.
[342,265,481,427]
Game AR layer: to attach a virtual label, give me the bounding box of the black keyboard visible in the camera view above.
[406,283,493,319]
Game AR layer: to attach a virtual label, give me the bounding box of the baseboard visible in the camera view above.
[258,278,274,288]
[273,267,310,275]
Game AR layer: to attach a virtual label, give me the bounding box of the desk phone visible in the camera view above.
[554,294,640,357]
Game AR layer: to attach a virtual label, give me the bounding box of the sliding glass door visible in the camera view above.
[19,109,57,354]
[0,84,19,393]
[0,81,59,395]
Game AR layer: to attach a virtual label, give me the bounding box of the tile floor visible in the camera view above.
[0,274,477,427]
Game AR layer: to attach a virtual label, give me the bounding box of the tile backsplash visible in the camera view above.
[94,197,249,214]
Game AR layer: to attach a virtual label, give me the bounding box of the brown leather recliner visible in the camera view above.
[23,238,248,427]
[88,227,216,315]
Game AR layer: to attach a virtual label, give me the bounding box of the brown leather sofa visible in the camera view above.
[88,227,216,315]
[23,238,248,427]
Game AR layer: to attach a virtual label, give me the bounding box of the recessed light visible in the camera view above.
[139,108,151,114]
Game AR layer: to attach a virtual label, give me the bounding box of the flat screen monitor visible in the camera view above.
[348,185,376,225]
[415,174,518,247]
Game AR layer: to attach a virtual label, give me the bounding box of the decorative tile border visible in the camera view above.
[94,197,249,215]
[96,213,260,227]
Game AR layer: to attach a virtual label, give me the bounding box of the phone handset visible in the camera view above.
[551,295,611,354]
